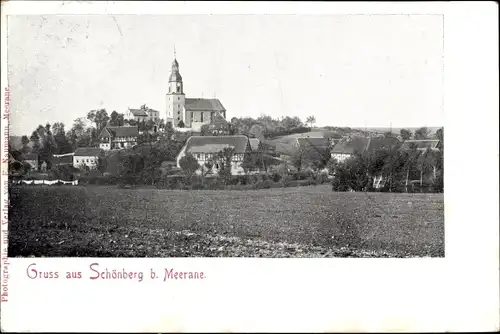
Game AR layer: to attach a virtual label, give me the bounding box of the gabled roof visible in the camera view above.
[331,137,401,155]
[401,139,440,151]
[210,112,229,126]
[297,137,330,150]
[53,155,73,164]
[128,109,148,117]
[100,126,139,139]
[74,147,104,157]
[183,135,250,155]
[185,98,226,112]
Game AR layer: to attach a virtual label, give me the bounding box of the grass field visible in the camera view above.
[8,185,444,257]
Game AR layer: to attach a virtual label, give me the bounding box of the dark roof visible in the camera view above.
[100,126,139,139]
[401,140,440,151]
[53,155,73,164]
[264,137,297,156]
[169,59,183,82]
[74,147,104,157]
[185,98,226,112]
[128,109,148,117]
[183,135,250,155]
[297,137,330,150]
[331,137,401,155]
[22,153,38,161]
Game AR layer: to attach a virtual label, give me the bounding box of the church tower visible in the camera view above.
[166,50,185,127]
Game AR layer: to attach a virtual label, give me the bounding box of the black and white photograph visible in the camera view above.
[5,13,446,258]
[2,2,499,333]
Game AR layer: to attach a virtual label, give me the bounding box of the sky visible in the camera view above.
[7,14,443,136]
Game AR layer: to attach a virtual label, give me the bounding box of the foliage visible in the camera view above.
[216,147,235,183]
[400,128,413,140]
[414,126,431,140]
[179,153,200,177]
[306,115,316,128]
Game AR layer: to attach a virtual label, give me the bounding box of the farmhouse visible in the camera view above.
[73,147,104,170]
[124,105,160,124]
[331,136,401,162]
[176,135,251,176]
[165,55,228,131]
[99,126,139,150]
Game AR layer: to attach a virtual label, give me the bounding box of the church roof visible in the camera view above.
[182,135,250,155]
[185,98,226,112]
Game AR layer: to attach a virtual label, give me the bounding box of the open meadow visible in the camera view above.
[8,185,444,257]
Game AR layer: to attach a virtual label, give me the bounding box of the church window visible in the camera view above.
[177,87,180,93]
[177,97,180,100]
[200,113,204,122]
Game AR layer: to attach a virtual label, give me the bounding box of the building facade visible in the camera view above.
[176,135,251,176]
[165,56,227,131]
[73,148,104,170]
[125,105,160,123]
[99,126,139,150]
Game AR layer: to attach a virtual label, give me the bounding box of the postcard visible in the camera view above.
[1,1,498,332]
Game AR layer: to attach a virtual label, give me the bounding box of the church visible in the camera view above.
[165,55,227,132]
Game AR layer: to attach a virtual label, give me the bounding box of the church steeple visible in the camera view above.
[169,58,182,83]
[166,49,185,127]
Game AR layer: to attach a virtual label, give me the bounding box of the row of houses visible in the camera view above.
[15,127,440,178]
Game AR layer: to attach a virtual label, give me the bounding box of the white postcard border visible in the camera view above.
[1,1,499,332]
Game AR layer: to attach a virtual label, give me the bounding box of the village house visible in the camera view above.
[52,154,74,167]
[73,147,104,170]
[176,135,251,176]
[331,136,401,162]
[201,111,231,135]
[99,126,139,150]
[124,105,161,124]
[21,153,39,170]
[165,55,228,131]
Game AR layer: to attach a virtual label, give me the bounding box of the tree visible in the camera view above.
[281,116,303,130]
[67,118,89,149]
[202,159,215,176]
[95,109,110,132]
[414,127,430,140]
[51,122,72,154]
[216,147,235,183]
[400,128,413,140]
[435,127,444,150]
[109,111,120,126]
[306,115,316,129]
[179,153,200,178]
[20,135,30,153]
[200,124,211,136]
[88,109,109,133]
[291,147,305,172]
[29,131,40,152]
